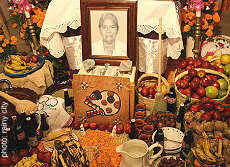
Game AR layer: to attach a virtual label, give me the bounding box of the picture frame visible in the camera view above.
[80,0,137,66]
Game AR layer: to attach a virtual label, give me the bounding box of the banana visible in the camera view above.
[195,147,217,164]
[3,65,23,74]
[6,62,27,71]
[202,139,217,162]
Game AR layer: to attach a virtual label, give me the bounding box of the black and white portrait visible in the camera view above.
[91,10,127,57]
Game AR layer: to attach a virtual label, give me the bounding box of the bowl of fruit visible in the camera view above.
[137,73,169,111]
[175,68,230,104]
[3,54,44,78]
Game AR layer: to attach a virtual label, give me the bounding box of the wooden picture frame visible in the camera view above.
[81,0,137,66]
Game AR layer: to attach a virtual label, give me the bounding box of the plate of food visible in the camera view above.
[3,54,45,78]
[152,155,184,167]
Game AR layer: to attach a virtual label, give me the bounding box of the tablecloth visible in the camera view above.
[40,0,183,73]
[0,60,54,96]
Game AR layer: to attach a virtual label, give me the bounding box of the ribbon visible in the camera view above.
[12,0,32,13]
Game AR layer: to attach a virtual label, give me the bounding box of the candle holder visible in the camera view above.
[26,15,40,54]
[192,17,202,60]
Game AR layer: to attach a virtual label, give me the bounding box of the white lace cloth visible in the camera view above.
[40,0,183,71]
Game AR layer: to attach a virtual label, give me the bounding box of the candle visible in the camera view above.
[192,0,204,17]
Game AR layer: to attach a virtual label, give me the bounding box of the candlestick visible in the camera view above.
[192,16,201,59]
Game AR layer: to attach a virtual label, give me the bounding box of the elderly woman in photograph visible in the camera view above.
[92,13,126,56]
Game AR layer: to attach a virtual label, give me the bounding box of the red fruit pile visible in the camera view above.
[138,81,158,99]
[177,57,224,74]
[176,68,222,99]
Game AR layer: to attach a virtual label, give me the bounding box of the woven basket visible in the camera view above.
[174,68,230,107]
[137,73,170,111]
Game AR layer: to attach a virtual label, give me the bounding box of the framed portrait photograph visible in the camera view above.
[81,0,137,66]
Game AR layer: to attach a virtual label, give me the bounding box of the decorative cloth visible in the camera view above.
[40,0,183,72]
[0,60,54,96]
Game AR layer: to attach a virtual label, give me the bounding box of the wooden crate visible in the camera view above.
[72,67,136,125]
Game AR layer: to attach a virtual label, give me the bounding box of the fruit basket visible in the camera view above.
[174,68,230,106]
[136,73,170,111]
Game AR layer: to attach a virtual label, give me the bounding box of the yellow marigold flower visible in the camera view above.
[183,25,191,33]
[187,12,195,20]
[0,35,4,41]
[202,20,209,30]
[208,25,214,30]
[4,39,9,44]
[20,32,25,39]
[213,12,220,23]
[206,29,213,37]
[12,23,17,28]
[2,43,6,47]
[11,36,18,44]
[189,19,196,26]
[205,14,213,20]
[0,47,4,53]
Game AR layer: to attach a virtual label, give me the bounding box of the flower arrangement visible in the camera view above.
[0,34,18,61]
[178,0,221,40]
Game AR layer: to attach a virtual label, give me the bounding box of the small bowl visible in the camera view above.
[136,104,146,111]
[135,111,146,119]
[142,125,154,135]
[135,119,145,129]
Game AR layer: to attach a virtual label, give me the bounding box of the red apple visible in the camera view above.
[186,65,193,71]
[194,59,202,68]
[141,87,149,97]
[32,164,40,167]
[223,110,230,118]
[209,110,215,117]
[202,61,211,69]
[178,60,187,69]
[188,68,198,78]
[186,57,194,65]
[213,111,222,120]
[31,54,38,63]
[217,68,225,74]
[190,77,200,89]
[83,122,89,129]
[200,77,210,87]
[98,124,106,131]
[183,88,191,97]
[204,103,214,111]
[197,70,206,78]
[181,80,189,89]
[37,151,51,164]
[196,86,206,97]
[176,79,182,88]
[210,74,218,81]
[183,74,191,81]
[149,86,156,98]
[211,81,220,89]
[116,123,124,134]
[124,123,131,134]
[89,122,97,130]
[201,112,212,122]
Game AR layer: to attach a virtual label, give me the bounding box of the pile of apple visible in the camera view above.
[176,68,229,99]
[177,57,224,74]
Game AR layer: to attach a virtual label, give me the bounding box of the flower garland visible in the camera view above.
[176,0,221,40]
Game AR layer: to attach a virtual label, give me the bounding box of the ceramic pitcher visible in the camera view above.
[116,139,163,167]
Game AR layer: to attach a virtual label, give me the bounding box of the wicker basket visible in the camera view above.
[137,73,170,111]
[174,68,230,107]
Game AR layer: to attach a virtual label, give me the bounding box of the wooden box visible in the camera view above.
[72,67,136,125]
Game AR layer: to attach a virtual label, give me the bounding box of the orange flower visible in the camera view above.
[12,23,17,28]
[4,39,9,44]
[20,32,25,39]
[208,25,214,30]
[202,20,209,30]
[183,25,191,32]
[0,35,5,41]
[0,47,4,53]
[213,12,220,23]
[206,29,213,37]
[189,19,196,26]
[205,14,213,20]
[11,36,17,44]
[187,12,195,20]
[2,43,6,47]
[214,2,219,11]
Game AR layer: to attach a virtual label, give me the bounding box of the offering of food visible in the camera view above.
[3,54,44,77]
[175,68,229,99]
[153,156,184,167]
